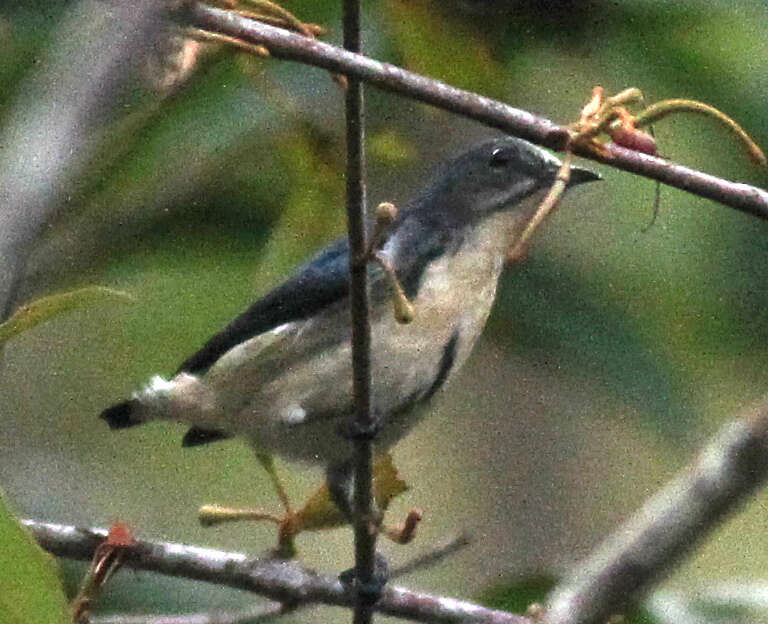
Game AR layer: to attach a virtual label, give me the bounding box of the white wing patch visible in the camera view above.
[281,403,307,425]
[213,321,296,372]
[132,375,176,399]
[270,322,294,336]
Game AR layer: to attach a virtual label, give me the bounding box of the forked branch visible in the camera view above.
[23,396,768,624]
[22,519,524,624]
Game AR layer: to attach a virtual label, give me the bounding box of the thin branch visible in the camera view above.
[339,2,378,624]
[644,590,702,624]
[701,580,768,611]
[182,3,566,146]
[648,580,768,623]
[89,532,473,624]
[544,396,768,624]
[23,520,526,624]
[182,3,768,221]
[23,391,768,624]
[341,0,378,622]
[390,532,473,580]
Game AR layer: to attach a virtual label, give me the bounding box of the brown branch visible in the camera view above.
[22,391,768,624]
[182,3,567,147]
[181,2,768,221]
[23,520,526,624]
[390,532,473,580]
[340,0,379,622]
[544,397,768,624]
[89,533,472,624]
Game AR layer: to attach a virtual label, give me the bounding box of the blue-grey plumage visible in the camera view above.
[101,137,599,467]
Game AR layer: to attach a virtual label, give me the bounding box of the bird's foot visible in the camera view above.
[336,416,383,442]
[381,509,422,545]
[197,504,299,558]
[339,551,390,605]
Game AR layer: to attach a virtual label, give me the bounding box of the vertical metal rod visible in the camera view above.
[342,1,376,623]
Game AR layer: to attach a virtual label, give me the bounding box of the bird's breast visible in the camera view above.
[375,210,524,407]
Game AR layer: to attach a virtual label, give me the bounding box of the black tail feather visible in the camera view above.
[100,399,142,429]
[182,427,232,447]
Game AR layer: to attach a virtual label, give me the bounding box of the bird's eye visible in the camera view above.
[489,147,511,169]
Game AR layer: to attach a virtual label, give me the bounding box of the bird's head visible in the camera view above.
[414,136,599,226]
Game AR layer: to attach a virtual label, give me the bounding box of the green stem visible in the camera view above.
[635,99,766,166]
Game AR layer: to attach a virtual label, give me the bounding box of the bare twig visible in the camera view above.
[644,590,702,624]
[182,3,566,146]
[182,3,768,220]
[22,392,768,624]
[91,532,472,624]
[23,520,526,624]
[544,397,768,624]
[340,0,378,622]
[390,532,473,579]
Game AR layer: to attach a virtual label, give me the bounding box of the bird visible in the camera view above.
[100,136,599,516]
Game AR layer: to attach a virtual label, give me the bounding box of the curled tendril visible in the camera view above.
[634,99,766,166]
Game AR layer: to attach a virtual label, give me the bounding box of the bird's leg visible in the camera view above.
[253,449,293,516]
[198,449,300,558]
[254,450,300,557]
[326,459,355,521]
[326,452,423,541]
[328,460,390,603]
[198,450,419,559]
[327,459,386,527]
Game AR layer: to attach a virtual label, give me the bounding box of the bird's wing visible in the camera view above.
[176,238,350,375]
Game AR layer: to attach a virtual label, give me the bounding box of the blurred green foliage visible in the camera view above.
[479,572,559,615]
[1,0,768,622]
[0,491,70,624]
[0,286,133,346]
[478,573,658,624]
[478,573,660,624]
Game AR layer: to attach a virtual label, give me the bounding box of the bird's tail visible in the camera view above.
[100,375,183,430]
[101,399,143,429]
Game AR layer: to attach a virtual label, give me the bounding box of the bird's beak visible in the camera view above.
[567,165,602,186]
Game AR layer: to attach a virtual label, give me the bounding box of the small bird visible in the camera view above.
[101,136,598,513]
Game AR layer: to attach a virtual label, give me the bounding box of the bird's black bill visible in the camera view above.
[568,165,602,186]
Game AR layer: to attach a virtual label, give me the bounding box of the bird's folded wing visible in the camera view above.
[176,238,351,375]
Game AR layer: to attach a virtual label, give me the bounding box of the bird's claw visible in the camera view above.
[339,551,390,605]
[337,416,382,442]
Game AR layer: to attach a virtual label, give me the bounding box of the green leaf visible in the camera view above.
[0,286,134,345]
[478,573,558,614]
[479,574,661,624]
[0,491,70,624]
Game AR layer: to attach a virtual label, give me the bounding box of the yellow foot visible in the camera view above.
[198,504,298,558]
[382,509,422,545]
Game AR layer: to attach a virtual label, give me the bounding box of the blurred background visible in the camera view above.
[1,0,768,621]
